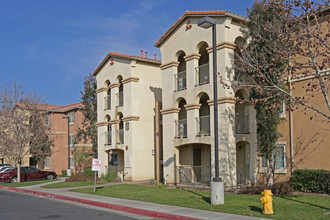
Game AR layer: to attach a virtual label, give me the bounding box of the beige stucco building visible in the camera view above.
[155,11,258,187]
[93,52,162,181]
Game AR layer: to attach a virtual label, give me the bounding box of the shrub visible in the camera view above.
[83,167,94,177]
[101,170,116,182]
[240,182,291,195]
[61,169,67,176]
[290,169,330,194]
[65,173,95,182]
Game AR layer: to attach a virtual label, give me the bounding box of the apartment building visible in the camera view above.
[259,6,330,183]
[43,103,92,174]
[0,103,91,174]
[155,11,258,187]
[93,52,162,181]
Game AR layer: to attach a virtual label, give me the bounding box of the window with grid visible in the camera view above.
[261,144,286,169]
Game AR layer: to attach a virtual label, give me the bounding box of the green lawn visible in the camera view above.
[41,180,101,188]
[0,179,59,187]
[72,184,330,220]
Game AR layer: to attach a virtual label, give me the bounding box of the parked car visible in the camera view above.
[0,166,14,173]
[0,166,57,183]
[0,164,11,167]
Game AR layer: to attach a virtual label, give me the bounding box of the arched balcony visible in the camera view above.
[116,76,124,107]
[116,113,124,144]
[175,99,187,138]
[104,80,111,110]
[235,90,250,134]
[105,115,111,145]
[195,43,209,86]
[175,52,187,91]
[196,93,210,136]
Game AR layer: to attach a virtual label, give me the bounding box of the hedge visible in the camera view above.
[290,169,330,194]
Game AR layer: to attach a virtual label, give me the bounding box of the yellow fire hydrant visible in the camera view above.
[260,190,274,215]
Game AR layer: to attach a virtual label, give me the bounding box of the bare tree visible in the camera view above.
[0,79,50,183]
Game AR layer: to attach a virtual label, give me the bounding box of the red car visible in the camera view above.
[0,166,56,183]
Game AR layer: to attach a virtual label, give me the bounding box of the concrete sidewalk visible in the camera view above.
[0,180,267,220]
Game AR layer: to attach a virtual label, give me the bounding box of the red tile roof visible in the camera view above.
[92,52,161,76]
[16,102,83,113]
[154,10,247,47]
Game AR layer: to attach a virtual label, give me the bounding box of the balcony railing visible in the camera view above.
[105,131,111,145]
[196,115,210,137]
[195,63,209,86]
[177,165,210,183]
[174,71,187,91]
[175,119,187,138]
[116,91,123,107]
[104,95,111,110]
[235,114,250,134]
[116,129,124,144]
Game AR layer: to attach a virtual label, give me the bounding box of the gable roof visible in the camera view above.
[154,10,247,47]
[16,102,83,113]
[92,51,161,76]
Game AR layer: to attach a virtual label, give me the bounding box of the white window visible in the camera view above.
[69,135,75,146]
[70,156,75,168]
[45,157,50,169]
[261,144,286,169]
[44,115,49,126]
[68,112,74,124]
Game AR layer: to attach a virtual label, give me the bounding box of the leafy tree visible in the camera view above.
[76,73,97,156]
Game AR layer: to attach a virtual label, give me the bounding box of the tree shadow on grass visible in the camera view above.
[249,205,263,213]
[277,195,330,211]
[184,189,211,204]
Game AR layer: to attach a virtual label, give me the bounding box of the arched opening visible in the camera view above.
[197,93,210,136]
[176,98,187,138]
[116,76,123,107]
[116,113,124,144]
[175,51,187,91]
[105,115,111,145]
[196,42,209,86]
[235,90,250,134]
[107,149,124,180]
[236,141,250,185]
[234,37,246,80]
[105,80,111,110]
[177,143,211,183]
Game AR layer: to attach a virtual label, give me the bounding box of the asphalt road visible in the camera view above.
[0,190,155,220]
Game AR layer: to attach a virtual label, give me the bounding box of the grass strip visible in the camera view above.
[71,184,330,219]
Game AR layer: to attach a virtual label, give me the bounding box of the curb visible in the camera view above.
[0,186,201,220]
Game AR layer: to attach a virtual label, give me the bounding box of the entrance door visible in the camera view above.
[236,144,246,184]
[193,148,201,182]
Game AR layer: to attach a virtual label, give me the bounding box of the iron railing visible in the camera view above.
[175,119,187,138]
[116,129,124,144]
[196,115,210,136]
[174,71,187,91]
[195,63,209,86]
[177,165,210,183]
[105,131,111,145]
[104,95,111,110]
[116,91,123,107]
[235,114,250,134]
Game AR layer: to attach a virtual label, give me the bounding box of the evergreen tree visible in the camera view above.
[236,1,292,185]
[76,73,97,156]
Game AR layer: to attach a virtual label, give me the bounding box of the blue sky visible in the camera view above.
[0,0,254,105]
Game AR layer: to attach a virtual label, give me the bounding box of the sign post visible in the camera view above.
[92,158,101,193]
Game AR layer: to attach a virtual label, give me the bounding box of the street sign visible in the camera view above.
[92,158,101,171]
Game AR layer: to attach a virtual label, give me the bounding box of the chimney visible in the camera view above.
[141,50,143,57]
[154,54,157,60]
[145,51,148,59]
